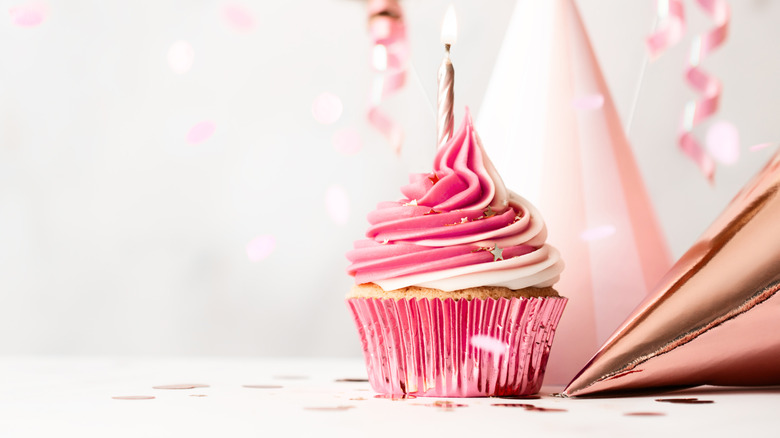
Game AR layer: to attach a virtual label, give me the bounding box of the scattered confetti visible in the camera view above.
[246,235,276,262]
[153,384,210,390]
[470,335,508,356]
[112,396,155,400]
[223,3,255,31]
[491,403,566,412]
[9,2,46,27]
[625,412,666,416]
[415,401,468,410]
[335,378,369,383]
[750,142,774,152]
[243,385,283,389]
[167,40,194,74]
[572,94,604,110]
[332,128,363,156]
[325,184,350,225]
[374,394,416,400]
[190,394,208,397]
[349,397,366,401]
[186,121,216,145]
[312,92,343,125]
[304,406,355,411]
[706,121,740,165]
[655,398,714,404]
[580,225,616,242]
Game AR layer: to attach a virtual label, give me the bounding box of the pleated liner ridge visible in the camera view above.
[347,296,567,397]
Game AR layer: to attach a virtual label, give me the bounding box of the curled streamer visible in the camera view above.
[648,0,730,182]
[367,0,409,155]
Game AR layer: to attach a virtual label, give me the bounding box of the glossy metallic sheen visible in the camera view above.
[564,149,780,396]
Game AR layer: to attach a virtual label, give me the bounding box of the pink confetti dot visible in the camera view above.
[706,121,740,165]
[223,3,255,31]
[572,94,604,110]
[581,225,616,242]
[168,40,194,74]
[9,3,46,27]
[186,121,216,145]
[246,235,276,262]
[332,128,362,156]
[470,335,508,356]
[312,93,343,125]
[750,142,774,152]
[325,185,350,225]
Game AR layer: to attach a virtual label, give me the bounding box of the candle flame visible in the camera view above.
[440,4,457,46]
[372,44,388,71]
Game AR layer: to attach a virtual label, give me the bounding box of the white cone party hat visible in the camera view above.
[479,0,672,384]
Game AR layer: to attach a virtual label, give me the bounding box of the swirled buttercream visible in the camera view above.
[346,108,563,292]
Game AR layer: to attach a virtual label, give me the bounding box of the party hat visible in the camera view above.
[478,0,671,383]
[565,149,780,396]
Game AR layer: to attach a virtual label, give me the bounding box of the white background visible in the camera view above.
[1,0,778,357]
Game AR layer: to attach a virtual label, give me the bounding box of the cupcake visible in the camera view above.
[346,108,566,397]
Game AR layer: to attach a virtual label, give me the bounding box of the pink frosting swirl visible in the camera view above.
[347,108,563,291]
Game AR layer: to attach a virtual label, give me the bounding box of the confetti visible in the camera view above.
[223,3,255,31]
[706,121,740,165]
[374,394,416,400]
[572,94,604,110]
[112,396,155,400]
[186,121,216,145]
[332,128,362,156]
[312,92,343,125]
[580,225,616,242]
[625,412,666,416]
[153,384,210,390]
[470,335,508,356]
[655,398,714,404]
[750,142,774,152]
[167,40,194,74]
[246,235,276,262]
[325,185,350,225]
[9,3,46,27]
[335,378,369,383]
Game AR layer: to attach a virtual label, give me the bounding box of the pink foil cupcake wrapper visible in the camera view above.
[347,296,567,397]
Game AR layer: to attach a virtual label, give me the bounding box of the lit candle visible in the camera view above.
[437,5,457,149]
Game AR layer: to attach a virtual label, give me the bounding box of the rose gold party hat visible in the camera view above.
[565,149,780,396]
[479,0,671,383]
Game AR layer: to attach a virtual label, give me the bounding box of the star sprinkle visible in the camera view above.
[484,206,496,218]
[460,217,468,224]
[489,245,504,261]
[428,173,440,185]
[403,199,418,207]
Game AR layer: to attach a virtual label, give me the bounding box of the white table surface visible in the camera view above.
[2,357,778,437]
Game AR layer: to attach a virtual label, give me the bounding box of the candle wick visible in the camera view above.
[444,43,451,57]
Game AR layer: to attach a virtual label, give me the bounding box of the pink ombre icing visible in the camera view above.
[346,108,563,292]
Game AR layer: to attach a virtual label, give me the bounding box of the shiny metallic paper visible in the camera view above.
[565,149,780,396]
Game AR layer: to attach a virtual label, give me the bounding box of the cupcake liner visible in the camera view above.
[347,296,567,397]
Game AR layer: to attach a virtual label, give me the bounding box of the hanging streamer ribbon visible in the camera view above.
[367,0,409,155]
[647,0,730,182]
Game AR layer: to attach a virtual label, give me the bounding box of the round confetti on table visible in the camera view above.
[9,3,46,27]
[706,121,740,165]
[470,335,509,356]
[246,235,276,262]
[325,184,350,225]
[572,94,604,110]
[335,378,369,383]
[243,385,283,389]
[186,121,216,145]
[625,412,666,416]
[655,398,714,404]
[223,3,255,31]
[580,225,616,242]
[153,384,210,390]
[167,40,194,74]
[374,394,416,400]
[312,93,343,125]
[112,396,155,400]
[332,128,363,156]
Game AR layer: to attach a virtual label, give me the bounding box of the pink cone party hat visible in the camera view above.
[478,0,671,384]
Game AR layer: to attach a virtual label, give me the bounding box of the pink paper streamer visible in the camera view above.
[648,0,730,182]
[366,0,408,155]
[645,0,685,59]
[9,3,46,27]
